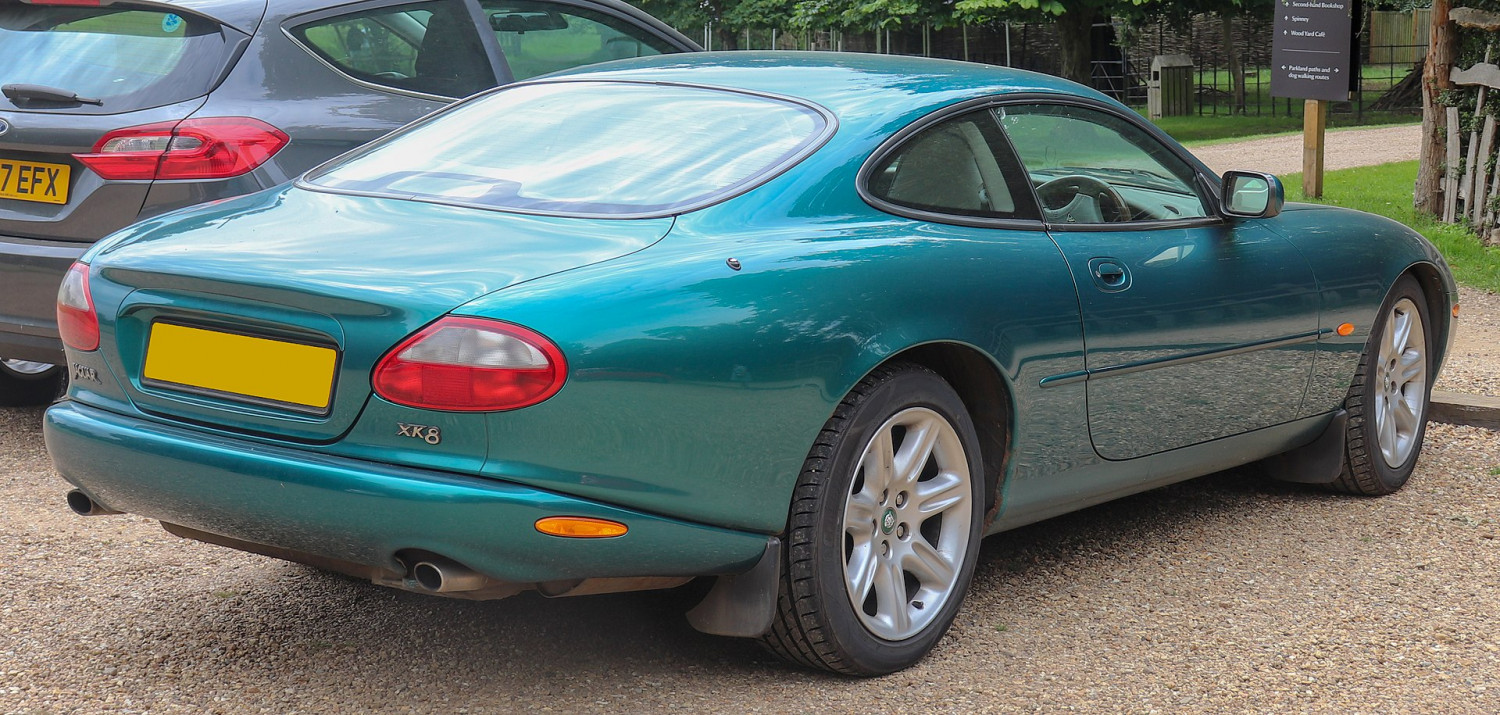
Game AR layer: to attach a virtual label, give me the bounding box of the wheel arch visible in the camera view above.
[867,341,1014,527]
[1403,261,1455,376]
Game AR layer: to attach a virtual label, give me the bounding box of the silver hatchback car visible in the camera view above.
[0,0,696,404]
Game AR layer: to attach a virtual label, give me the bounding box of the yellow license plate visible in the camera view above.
[143,323,338,411]
[0,159,70,205]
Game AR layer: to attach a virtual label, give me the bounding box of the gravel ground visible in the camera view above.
[1436,285,1500,397]
[1190,124,1421,176]
[2,294,1497,713]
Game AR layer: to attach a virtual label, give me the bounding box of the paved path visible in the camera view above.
[1189,123,1421,176]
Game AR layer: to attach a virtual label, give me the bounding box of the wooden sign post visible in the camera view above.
[1271,1,1359,199]
[1303,99,1327,197]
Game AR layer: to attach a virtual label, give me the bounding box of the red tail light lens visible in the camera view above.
[373,317,567,412]
[74,117,289,181]
[57,262,99,352]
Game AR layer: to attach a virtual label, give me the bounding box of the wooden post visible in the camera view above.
[1303,99,1328,198]
[1473,116,1497,226]
[1445,105,1462,222]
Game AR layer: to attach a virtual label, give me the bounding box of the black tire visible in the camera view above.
[761,364,984,676]
[0,360,64,407]
[1332,275,1433,495]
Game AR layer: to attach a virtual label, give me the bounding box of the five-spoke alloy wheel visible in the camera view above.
[1335,275,1434,495]
[763,364,984,675]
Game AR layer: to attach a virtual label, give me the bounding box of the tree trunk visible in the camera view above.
[1056,8,1097,87]
[1224,14,1246,114]
[1416,0,1456,215]
[716,27,739,51]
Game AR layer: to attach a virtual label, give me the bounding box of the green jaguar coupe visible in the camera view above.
[45,52,1456,675]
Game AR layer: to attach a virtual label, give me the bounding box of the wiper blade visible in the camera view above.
[2,83,103,106]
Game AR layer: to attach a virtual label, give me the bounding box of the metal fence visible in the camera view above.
[695,9,1428,118]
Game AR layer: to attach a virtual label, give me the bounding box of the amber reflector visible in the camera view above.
[1336,323,1355,336]
[1453,304,1461,318]
[535,516,628,538]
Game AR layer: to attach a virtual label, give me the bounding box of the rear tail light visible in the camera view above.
[57,262,99,351]
[74,118,289,181]
[373,317,567,412]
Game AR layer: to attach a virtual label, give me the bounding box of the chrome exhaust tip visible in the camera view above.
[411,559,488,593]
[66,489,121,516]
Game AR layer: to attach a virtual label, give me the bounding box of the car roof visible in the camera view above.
[545,51,1114,132]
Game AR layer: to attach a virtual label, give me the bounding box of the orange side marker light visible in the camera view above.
[1453,304,1461,318]
[535,516,628,538]
[1336,323,1355,337]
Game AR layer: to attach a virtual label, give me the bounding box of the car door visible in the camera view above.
[994,101,1321,461]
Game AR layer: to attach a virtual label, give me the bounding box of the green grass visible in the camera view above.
[1280,161,1500,293]
[1151,112,1420,146]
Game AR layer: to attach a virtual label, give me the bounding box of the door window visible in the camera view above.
[479,0,676,81]
[291,0,495,98]
[996,104,1208,225]
[865,110,1037,221]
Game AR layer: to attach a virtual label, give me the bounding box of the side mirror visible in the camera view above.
[1220,170,1283,219]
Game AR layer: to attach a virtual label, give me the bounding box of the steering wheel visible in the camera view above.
[1035,175,1131,224]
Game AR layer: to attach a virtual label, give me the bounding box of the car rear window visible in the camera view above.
[0,5,232,114]
[305,81,831,217]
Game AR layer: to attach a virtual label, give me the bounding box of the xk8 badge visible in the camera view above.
[397,422,441,445]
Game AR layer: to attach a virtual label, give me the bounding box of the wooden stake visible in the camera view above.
[1474,116,1496,226]
[1487,141,1500,226]
[1303,99,1328,198]
[1445,105,1462,222]
[1461,47,1492,217]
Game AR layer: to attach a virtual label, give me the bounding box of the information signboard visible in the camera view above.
[1270,0,1358,101]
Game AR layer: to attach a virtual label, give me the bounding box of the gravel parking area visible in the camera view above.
[1189,124,1421,176]
[2,292,1497,713]
[1437,285,1500,397]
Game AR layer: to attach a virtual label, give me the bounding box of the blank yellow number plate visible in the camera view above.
[0,159,70,205]
[143,323,338,410]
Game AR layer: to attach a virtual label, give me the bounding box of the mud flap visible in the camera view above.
[685,537,780,638]
[1262,409,1347,484]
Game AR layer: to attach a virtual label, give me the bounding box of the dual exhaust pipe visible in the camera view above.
[63,490,489,594]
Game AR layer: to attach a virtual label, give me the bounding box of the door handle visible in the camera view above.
[1087,258,1131,292]
[1094,262,1125,284]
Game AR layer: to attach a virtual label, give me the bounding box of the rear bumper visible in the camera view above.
[45,400,769,584]
[0,235,85,363]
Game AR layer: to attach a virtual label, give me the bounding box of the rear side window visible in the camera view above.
[0,5,232,114]
[866,110,1038,221]
[480,0,676,81]
[306,81,830,217]
[290,0,496,98]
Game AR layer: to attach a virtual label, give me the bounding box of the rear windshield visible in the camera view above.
[305,81,831,217]
[0,5,232,114]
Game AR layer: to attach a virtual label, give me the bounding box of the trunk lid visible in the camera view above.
[89,185,672,441]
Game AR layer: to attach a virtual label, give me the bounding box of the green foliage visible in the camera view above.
[626,0,1251,33]
[1282,161,1500,293]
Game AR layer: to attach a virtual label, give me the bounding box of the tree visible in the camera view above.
[1415,0,1454,216]
[953,0,1158,84]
